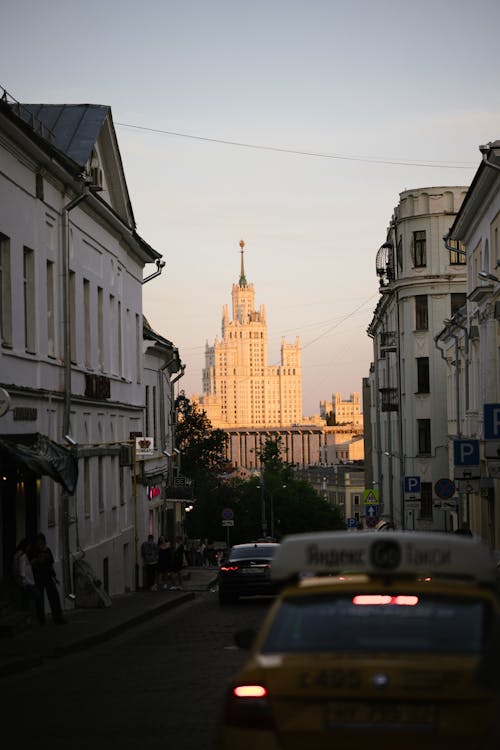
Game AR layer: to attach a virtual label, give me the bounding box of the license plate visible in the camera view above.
[241,567,266,575]
[326,701,434,729]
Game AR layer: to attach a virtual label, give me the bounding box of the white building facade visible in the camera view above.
[0,90,181,601]
[367,186,468,530]
[444,141,500,548]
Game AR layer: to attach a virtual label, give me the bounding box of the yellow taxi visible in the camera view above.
[217,530,500,750]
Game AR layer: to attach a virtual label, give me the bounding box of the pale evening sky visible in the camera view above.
[2,0,499,415]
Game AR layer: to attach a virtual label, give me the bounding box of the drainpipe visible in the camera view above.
[61,188,89,600]
[62,190,89,437]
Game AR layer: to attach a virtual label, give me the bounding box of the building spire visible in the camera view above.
[238,239,247,286]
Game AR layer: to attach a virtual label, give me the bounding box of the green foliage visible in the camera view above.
[177,421,345,544]
[174,392,228,480]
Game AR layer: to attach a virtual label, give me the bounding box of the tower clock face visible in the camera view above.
[0,388,10,417]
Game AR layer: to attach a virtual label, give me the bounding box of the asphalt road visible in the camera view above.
[2,590,272,750]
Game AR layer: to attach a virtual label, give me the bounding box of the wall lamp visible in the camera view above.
[478,271,499,283]
[64,434,77,446]
[142,258,166,285]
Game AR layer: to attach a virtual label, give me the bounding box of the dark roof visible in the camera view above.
[14,104,109,167]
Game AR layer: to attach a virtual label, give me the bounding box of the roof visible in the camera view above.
[13,103,109,167]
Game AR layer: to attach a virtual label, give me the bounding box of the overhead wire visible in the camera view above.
[115,121,476,170]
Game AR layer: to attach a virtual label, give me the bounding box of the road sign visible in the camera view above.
[346,517,357,528]
[485,441,500,459]
[363,489,379,505]
[365,516,378,529]
[404,476,421,499]
[405,501,421,511]
[365,504,378,519]
[222,519,234,527]
[221,507,234,520]
[434,477,456,499]
[484,404,500,439]
[434,499,458,511]
[454,439,480,465]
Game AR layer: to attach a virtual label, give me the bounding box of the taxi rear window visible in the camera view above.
[261,594,489,654]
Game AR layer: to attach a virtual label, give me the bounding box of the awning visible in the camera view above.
[0,432,78,494]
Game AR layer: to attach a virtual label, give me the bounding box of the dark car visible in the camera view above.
[218,542,280,605]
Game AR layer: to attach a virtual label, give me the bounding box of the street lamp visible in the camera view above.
[258,479,267,538]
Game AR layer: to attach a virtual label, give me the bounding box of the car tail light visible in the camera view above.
[224,684,275,729]
[220,565,239,572]
[353,594,419,606]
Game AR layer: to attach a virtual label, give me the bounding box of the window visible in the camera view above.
[97,287,104,371]
[46,261,55,357]
[416,357,430,394]
[261,595,486,654]
[83,278,91,367]
[451,293,466,317]
[0,235,12,346]
[415,295,428,331]
[412,230,427,267]
[449,239,466,265]
[69,270,76,362]
[23,247,36,352]
[417,419,431,455]
[420,481,433,519]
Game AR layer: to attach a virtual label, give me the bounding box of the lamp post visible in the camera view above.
[259,477,267,538]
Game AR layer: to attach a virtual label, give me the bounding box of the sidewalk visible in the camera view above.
[0,567,219,678]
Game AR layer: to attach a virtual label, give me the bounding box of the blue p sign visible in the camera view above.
[484,404,500,439]
[453,439,480,466]
[404,476,421,495]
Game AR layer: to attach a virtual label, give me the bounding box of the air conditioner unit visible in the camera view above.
[90,166,103,190]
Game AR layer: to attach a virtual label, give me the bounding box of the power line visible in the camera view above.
[115,121,476,170]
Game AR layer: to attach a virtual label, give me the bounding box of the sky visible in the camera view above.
[2,0,500,415]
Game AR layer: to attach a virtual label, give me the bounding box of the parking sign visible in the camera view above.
[484,404,500,440]
[404,476,421,499]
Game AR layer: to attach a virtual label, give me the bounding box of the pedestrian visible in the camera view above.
[29,532,67,624]
[170,536,185,590]
[11,538,38,622]
[158,536,173,589]
[141,534,159,590]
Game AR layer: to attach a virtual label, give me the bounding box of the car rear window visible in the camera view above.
[229,545,278,560]
[261,594,489,655]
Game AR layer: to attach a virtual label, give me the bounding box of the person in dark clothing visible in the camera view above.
[29,533,66,624]
[141,534,159,590]
[170,536,185,590]
[157,536,173,589]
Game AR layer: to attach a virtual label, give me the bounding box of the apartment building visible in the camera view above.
[198,242,302,429]
[366,185,468,530]
[442,141,500,548]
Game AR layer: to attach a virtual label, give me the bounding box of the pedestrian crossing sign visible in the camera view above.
[363,489,379,505]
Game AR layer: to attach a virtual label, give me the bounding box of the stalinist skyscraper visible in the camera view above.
[197,241,302,428]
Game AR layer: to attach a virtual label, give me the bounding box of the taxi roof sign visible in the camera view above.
[270,530,496,584]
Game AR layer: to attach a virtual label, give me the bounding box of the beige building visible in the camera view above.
[320,392,363,426]
[196,242,302,428]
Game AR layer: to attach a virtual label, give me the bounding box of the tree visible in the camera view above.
[174,392,228,479]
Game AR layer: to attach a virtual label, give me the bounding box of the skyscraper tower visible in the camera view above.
[199,241,302,428]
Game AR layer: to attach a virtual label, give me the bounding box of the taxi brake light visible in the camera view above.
[233,685,267,698]
[353,594,419,606]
